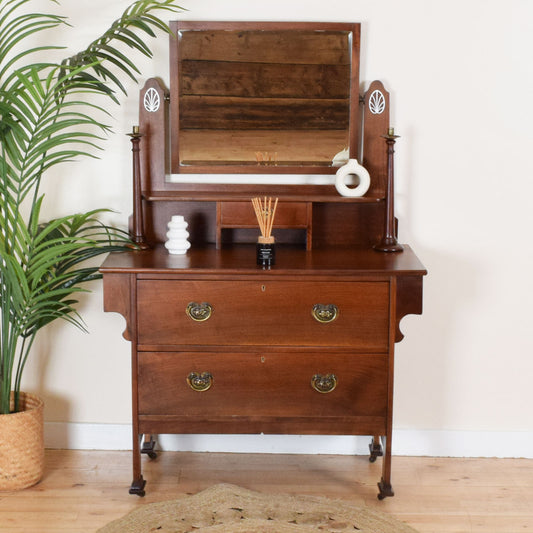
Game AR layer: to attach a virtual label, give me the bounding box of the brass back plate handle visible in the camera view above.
[311,373,338,393]
[187,372,213,392]
[186,302,213,322]
[312,303,338,323]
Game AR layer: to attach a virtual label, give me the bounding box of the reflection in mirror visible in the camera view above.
[171,23,359,174]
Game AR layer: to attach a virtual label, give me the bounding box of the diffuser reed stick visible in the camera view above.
[252,196,278,243]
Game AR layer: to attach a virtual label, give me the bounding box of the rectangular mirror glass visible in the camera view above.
[170,22,360,175]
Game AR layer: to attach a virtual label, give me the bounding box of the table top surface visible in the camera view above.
[100,244,427,278]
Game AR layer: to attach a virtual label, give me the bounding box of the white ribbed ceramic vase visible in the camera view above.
[164,215,191,254]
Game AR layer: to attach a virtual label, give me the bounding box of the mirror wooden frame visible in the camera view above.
[169,21,361,175]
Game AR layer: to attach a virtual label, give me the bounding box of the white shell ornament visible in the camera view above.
[332,147,349,167]
[144,87,160,113]
[369,90,385,115]
[335,159,371,197]
[165,215,191,254]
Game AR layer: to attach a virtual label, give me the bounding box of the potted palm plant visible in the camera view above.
[0,0,183,490]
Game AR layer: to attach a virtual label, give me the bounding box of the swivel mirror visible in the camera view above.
[169,21,360,174]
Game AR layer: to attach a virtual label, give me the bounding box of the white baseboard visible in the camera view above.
[44,422,533,458]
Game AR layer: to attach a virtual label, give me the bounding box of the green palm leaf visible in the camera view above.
[0,0,184,413]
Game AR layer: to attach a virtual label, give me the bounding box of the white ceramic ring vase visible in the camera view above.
[335,158,371,197]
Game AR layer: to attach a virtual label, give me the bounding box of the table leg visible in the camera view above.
[129,432,146,496]
[377,435,394,499]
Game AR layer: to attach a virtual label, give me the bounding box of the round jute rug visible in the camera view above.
[98,483,419,533]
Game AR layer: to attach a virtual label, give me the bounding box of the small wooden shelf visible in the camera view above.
[141,191,385,249]
[143,190,384,203]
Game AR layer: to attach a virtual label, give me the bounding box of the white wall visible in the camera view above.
[20,0,533,456]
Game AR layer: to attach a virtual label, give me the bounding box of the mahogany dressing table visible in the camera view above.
[100,21,426,499]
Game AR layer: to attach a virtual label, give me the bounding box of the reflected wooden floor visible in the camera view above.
[0,450,532,532]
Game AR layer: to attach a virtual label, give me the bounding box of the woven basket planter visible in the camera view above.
[0,392,44,491]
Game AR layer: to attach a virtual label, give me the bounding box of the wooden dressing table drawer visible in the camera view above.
[137,280,389,350]
[219,201,309,228]
[137,351,388,419]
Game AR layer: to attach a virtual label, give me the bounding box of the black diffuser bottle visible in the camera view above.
[252,197,278,269]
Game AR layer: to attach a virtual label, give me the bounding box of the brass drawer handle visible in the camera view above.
[187,372,213,392]
[312,303,338,323]
[311,373,337,394]
[186,302,213,322]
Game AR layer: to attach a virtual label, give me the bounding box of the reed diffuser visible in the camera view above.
[252,196,278,267]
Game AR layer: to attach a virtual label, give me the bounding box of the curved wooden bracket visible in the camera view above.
[395,275,424,342]
[103,273,133,341]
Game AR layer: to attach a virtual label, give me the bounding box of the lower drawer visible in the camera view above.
[138,351,388,419]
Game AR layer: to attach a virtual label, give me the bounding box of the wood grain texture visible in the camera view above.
[179,95,349,130]
[139,78,167,193]
[169,21,360,174]
[138,415,386,436]
[137,352,388,418]
[219,201,309,228]
[101,245,425,496]
[100,244,427,276]
[0,451,531,533]
[107,18,422,500]
[395,276,424,342]
[102,273,132,341]
[178,129,349,166]
[136,280,389,348]
[362,81,390,197]
[180,61,350,99]
[178,29,351,65]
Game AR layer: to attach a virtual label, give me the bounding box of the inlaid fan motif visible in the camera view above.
[144,87,160,113]
[369,89,385,115]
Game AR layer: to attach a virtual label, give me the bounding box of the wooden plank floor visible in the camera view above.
[0,450,532,532]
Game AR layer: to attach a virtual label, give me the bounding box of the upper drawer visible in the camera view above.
[137,280,389,349]
[219,201,309,227]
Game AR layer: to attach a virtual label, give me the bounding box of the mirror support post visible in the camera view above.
[128,126,150,250]
[374,129,403,253]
